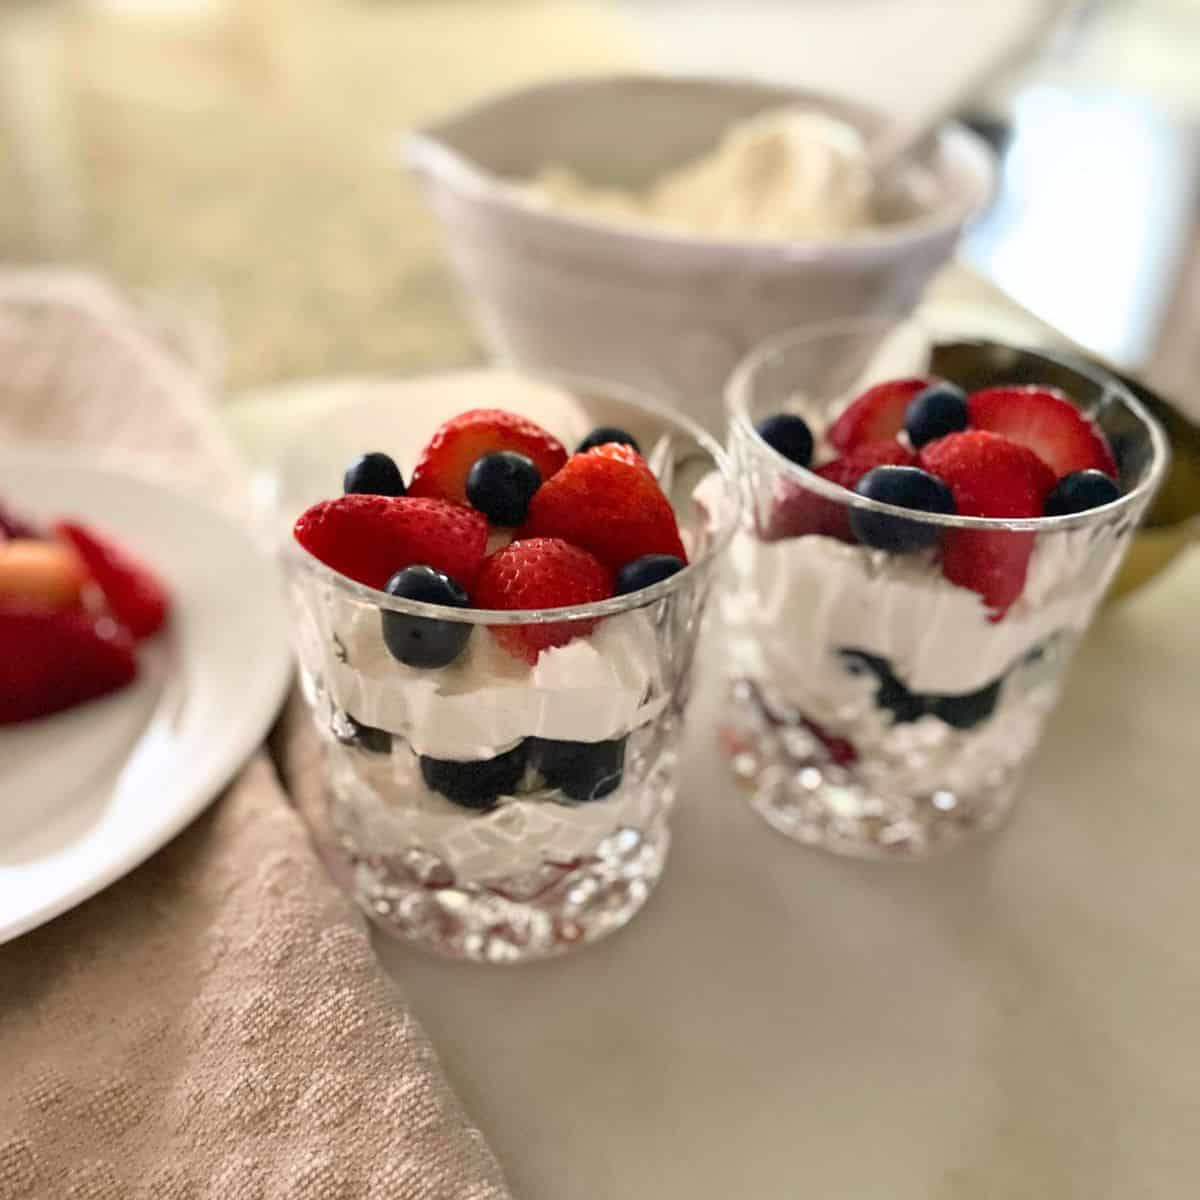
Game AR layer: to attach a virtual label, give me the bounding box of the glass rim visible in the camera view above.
[281,369,739,626]
[726,319,1171,534]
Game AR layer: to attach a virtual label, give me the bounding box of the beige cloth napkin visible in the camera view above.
[0,274,511,1200]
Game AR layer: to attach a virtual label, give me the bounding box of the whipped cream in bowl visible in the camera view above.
[277,369,738,961]
[716,319,1167,859]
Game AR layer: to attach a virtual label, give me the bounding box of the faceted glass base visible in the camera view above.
[722,681,1021,859]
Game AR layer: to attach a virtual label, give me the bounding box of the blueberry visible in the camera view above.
[343,452,405,497]
[335,713,392,754]
[465,451,541,526]
[420,741,530,810]
[614,554,686,596]
[929,678,1003,730]
[531,737,626,802]
[755,414,814,468]
[839,649,928,723]
[903,382,969,448]
[1044,469,1121,516]
[380,565,471,669]
[577,426,641,454]
[850,466,956,552]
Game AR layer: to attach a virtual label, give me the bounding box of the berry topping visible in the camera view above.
[521,452,686,571]
[919,431,1055,519]
[577,426,640,454]
[343,452,405,497]
[293,495,488,591]
[919,432,1056,619]
[828,377,932,452]
[850,466,956,552]
[0,602,138,725]
[420,741,530,810]
[531,737,626,802]
[1044,469,1122,516]
[967,385,1118,478]
[583,441,656,478]
[0,539,88,608]
[380,565,472,669]
[903,382,969,448]
[755,414,814,468]
[55,521,170,639]
[466,451,541,526]
[614,553,686,595]
[474,538,612,664]
[408,409,567,505]
[762,440,917,543]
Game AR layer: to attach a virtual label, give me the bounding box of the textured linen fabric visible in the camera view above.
[0,274,510,1200]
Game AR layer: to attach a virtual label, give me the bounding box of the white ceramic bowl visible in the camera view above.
[403,74,995,432]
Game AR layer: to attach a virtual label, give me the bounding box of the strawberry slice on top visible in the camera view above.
[474,537,612,664]
[827,377,932,452]
[521,451,686,572]
[408,409,568,505]
[967,385,1118,479]
[293,495,488,591]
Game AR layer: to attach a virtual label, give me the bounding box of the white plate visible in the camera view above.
[0,446,293,943]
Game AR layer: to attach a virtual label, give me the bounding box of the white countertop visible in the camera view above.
[225,313,1200,1197]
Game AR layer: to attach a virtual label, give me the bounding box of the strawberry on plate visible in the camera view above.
[408,409,568,505]
[293,495,488,591]
[0,538,88,607]
[473,537,613,664]
[55,521,170,639]
[967,386,1118,479]
[521,452,686,571]
[0,601,138,724]
[763,440,917,542]
[920,431,1056,620]
[827,377,932,453]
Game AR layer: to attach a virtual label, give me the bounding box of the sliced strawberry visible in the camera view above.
[408,409,568,504]
[761,440,917,542]
[967,386,1118,478]
[0,539,88,607]
[919,431,1055,519]
[827,377,933,452]
[473,537,613,664]
[919,431,1055,620]
[55,521,169,638]
[521,453,686,571]
[803,718,858,767]
[0,601,137,724]
[293,495,488,591]
[583,441,656,479]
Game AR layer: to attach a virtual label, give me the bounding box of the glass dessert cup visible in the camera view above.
[722,321,1168,859]
[280,378,737,962]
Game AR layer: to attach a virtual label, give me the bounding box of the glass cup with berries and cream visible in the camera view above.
[717,321,1167,859]
[281,377,737,962]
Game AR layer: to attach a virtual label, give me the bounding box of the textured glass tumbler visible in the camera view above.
[281,381,736,962]
[722,323,1168,858]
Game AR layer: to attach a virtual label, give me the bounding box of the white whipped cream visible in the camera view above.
[328,604,663,759]
[517,107,876,240]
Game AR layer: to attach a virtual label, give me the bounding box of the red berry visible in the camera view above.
[919,431,1055,619]
[967,385,1118,479]
[293,495,488,591]
[584,441,655,478]
[0,601,138,724]
[55,521,170,639]
[474,537,612,664]
[919,431,1055,519]
[827,377,932,452]
[803,718,858,767]
[521,453,686,571]
[761,440,917,542]
[408,409,567,505]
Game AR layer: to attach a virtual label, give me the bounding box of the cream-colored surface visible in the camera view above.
[518,107,875,239]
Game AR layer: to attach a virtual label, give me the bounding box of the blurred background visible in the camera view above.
[1,0,1197,406]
